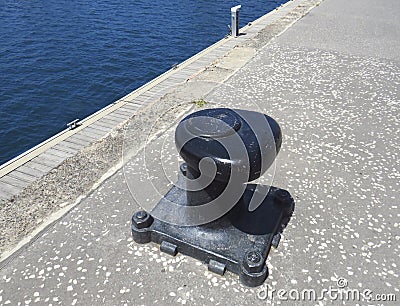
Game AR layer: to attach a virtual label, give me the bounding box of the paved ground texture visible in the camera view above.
[1,0,399,305]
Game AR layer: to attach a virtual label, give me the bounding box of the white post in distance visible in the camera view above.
[231,5,241,37]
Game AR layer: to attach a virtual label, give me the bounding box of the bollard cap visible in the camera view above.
[231,5,242,13]
[185,108,241,138]
[175,108,281,183]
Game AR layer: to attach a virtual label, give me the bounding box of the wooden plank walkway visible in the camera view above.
[0,3,297,201]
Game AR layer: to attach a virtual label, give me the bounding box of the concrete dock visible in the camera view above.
[0,0,399,304]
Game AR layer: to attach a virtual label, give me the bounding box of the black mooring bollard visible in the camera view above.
[131,108,294,287]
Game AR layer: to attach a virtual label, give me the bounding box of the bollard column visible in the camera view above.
[231,5,241,37]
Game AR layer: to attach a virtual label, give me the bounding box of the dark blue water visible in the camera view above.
[0,0,286,165]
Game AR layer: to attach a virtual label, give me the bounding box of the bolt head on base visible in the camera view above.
[240,250,269,287]
[132,210,154,229]
[243,250,264,273]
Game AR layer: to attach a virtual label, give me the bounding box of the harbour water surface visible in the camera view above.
[0,0,286,165]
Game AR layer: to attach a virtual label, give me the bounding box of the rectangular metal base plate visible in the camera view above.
[131,184,294,287]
